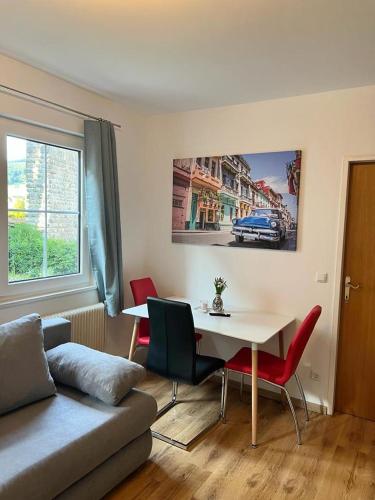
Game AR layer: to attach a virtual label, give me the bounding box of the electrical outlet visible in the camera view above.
[310,369,320,381]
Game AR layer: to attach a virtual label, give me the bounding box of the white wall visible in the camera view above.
[140,85,375,410]
[0,54,147,355]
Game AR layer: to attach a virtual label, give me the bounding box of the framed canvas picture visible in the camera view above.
[172,150,301,251]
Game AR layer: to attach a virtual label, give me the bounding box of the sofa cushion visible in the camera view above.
[0,385,157,500]
[0,314,56,416]
[47,343,145,405]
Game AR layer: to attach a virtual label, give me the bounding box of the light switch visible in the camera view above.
[315,272,328,283]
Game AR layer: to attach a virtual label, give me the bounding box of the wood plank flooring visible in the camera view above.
[106,374,375,500]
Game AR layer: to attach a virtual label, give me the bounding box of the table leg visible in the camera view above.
[251,342,258,448]
[128,317,140,361]
[278,330,284,359]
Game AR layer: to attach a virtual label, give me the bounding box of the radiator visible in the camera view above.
[45,303,106,351]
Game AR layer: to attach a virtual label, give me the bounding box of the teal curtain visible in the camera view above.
[84,120,124,317]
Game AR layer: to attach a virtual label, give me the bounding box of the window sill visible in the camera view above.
[0,285,97,310]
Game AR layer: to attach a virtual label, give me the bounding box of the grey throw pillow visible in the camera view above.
[47,343,145,405]
[0,314,56,415]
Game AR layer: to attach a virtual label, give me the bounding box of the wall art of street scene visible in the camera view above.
[172,150,301,251]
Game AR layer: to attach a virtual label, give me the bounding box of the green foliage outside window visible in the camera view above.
[8,223,78,281]
[47,237,78,276]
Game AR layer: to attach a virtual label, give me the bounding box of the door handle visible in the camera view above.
[344,276,360,302]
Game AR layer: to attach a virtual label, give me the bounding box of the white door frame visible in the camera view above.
[327,155,375,415]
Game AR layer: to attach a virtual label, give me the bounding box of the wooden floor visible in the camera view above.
[106,374,375,500]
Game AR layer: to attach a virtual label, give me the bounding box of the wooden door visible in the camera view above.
[335,162,375,420]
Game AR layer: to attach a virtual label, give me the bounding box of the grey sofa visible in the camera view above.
[0,318,157,500]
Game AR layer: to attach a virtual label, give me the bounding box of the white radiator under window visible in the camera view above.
[45,303,106,351]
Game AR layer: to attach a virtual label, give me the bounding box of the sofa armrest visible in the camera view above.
[42,317,71,351]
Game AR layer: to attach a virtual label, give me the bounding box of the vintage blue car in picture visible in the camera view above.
[231,208,289,250]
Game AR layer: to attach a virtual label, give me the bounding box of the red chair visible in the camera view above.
[223,305,322,444]
[129,277,202,351]
[130,278,158,347]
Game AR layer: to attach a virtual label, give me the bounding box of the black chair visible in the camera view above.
[147,297,226,449]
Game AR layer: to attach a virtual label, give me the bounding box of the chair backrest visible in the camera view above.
[147,297,196,383]
[130,277,158,305]
[130,277,158,340]
[284,305,322,381]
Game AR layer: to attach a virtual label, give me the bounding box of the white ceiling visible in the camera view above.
[1,0,375,113]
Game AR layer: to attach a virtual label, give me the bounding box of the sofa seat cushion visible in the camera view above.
[0,385,157,500]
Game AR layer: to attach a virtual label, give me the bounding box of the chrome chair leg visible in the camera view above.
[227,368,304,444]
[153,372,224,450]
[294,373,309,421]
[220,369,226,419]
[222,368,229,422]
[172,381,178,402]
[240,373,244,401]
[282,386,302,445]
[156,381,178,419]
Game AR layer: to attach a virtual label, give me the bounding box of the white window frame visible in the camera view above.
[0,118,92,301]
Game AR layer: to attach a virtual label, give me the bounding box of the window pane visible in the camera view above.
[7,136,46,211]
[7,135,81,283]
[47,213,79,276]
[46,145,79,212]
[8,215,44,282]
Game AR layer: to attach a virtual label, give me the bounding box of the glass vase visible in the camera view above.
[212,293,224,312]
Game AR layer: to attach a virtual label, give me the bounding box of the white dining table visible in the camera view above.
[122,297,295,447]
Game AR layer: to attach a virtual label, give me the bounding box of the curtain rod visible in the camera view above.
[0,83,122,129]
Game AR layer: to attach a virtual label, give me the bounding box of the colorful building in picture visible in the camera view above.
[172,157,221,230]
[172,158,193,230]
[286,150,301,196]
[172,154,294,233]
[254,180,279,208]
[219,155,240,227]
[191,157,221,229]
[253,183,272,208]
[238,156,253,218]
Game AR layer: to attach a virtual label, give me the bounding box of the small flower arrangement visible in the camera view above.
[214,276,227,295]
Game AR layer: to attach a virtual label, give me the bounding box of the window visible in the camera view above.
[211,160,217,178]
[0,117,90,299]
[252,209,279,218]
[7,136,80,282]
[204,157,210,169]
[172,198,183,208]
